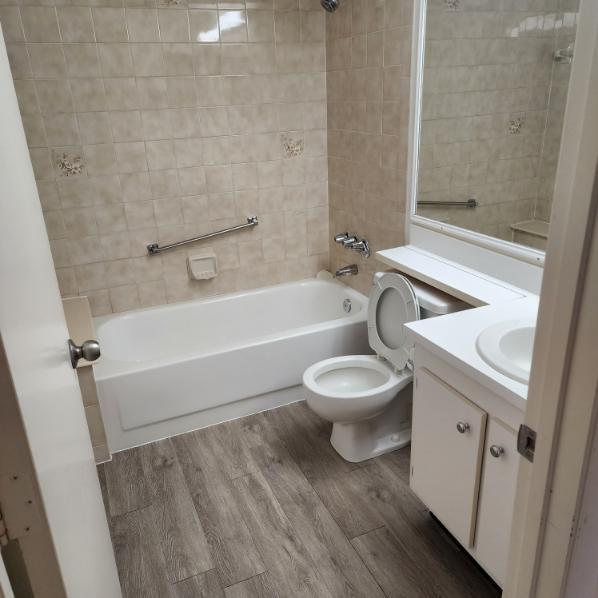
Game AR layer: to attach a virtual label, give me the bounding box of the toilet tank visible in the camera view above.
[406,277,470,319]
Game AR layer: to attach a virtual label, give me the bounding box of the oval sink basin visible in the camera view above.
[476,319,536,384]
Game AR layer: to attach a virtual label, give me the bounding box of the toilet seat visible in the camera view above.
[368,272,419,371]
[303,355,413,423]
[304,355,403,400]
[302,272,420,419]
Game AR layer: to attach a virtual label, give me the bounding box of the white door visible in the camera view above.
[504,0,598,595]
[475,418,519,586]
[0,28,121,598]
[410,367,487,548]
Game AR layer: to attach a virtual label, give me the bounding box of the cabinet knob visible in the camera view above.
[456,421,470,434]
[490,445,505,458]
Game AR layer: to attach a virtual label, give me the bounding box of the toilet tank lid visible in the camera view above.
[407,276,469,315]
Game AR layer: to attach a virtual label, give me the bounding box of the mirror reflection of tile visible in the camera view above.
[417,0,579,251]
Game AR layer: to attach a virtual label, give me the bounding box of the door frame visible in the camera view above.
[0,338,65,597]
[504,0,598,595]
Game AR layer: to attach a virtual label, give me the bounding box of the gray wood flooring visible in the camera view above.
[98,401,501,598]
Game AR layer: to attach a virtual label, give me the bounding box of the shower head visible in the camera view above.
[321,0,341,12]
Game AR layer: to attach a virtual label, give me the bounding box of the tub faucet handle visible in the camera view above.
[349,239,370,258]
[334,232,349,244]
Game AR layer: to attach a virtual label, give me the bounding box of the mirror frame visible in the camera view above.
[405,0,546,269]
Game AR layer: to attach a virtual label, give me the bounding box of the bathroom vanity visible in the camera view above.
[379,245,537,588]
[409,346,523,587]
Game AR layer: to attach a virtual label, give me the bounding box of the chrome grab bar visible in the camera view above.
[417,199,478,209]
[147,216,258,256]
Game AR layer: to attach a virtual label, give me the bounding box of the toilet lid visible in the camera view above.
[368,272,420,370]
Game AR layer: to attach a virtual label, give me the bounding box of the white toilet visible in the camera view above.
[303,272,466,462]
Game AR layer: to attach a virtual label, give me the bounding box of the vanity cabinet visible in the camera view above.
[410,368,486,548]
[475,418,518,583]
[410,347,523,588]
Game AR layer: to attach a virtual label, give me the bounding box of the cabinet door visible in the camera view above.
[474,418,519,586]
[410,368,487,547]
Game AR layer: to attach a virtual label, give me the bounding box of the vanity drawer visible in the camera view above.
[410,367,487,548]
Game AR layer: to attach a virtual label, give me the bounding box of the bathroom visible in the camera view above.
[0,0,598,596]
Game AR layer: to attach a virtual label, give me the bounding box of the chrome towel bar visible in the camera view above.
[147,216,258,256]
[417,199,478,209]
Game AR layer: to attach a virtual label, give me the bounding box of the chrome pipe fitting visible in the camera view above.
[335,264,358,277]
[333,232,371,258]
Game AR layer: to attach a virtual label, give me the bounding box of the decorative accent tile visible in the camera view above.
[281,134,304,158]
[444,0,459,9]
[508,116,525,135]
[54,151,84,177]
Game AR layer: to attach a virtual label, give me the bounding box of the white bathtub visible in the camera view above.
[94,278,369,451]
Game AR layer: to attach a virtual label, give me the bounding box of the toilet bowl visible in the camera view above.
[303,272,466,462]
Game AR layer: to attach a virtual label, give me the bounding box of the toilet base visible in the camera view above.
[329,385,412,463]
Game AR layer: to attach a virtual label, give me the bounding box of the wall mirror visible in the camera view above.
[411,0,579,254]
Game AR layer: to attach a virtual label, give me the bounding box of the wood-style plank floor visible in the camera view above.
[98,401,501,598]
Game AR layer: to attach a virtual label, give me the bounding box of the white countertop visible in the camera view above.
[377,245,529,306]
[405,296,538,410]
[376,244,540,410]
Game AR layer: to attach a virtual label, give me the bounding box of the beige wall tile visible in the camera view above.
[159,10,190,42]
[92,7,128,42]
[163,43,194,76]
[57,7,95,43]
[110,110,144,142]
[22,113,48,148]
[247,9,274,42]
[70,78,107,112]
[138,279,167,307]
[131,43,165,76]
[21,7,60,42]
[99,43,135,77]
[189,9,219,43]
[28,43,67,78]
[64,44,101,78]
[0,7,25,43]
[126,8,160,42]
[104,78,140,110]
[87,289,112,316]
[6,43,32,79]
[12,0,329,314]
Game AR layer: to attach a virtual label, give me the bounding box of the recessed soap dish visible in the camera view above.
[187,252,218,280]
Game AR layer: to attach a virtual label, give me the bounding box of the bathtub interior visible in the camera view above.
[95,279,366,365]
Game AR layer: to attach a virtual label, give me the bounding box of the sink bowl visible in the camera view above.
[476,319,536,384]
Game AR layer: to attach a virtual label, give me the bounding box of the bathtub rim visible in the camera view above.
[93,277,369,379]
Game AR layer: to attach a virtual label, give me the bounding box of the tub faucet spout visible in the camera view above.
[335,264,358,278]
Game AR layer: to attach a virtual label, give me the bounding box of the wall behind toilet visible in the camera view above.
[326,0,412,295]
[1,0,329,314]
